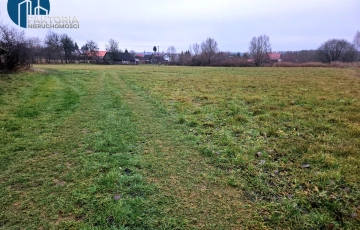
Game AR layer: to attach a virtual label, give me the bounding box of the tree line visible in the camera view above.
[169,33,360,67]
[1,19,359,71]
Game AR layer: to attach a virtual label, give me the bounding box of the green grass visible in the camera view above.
[0,65,359,229]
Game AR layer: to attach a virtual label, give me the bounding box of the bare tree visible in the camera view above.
[45,31,63,63]
[167,46,177,63]
[84,40,99,61]
[106,39,119,52]
[27,37,43,64]
[192,43,200,55]
[201,38,218,65]
[249,34,271,67]
[61,34,75,63]
[79,44,89,63]
[317,39,356,63]
[105,38,119,60]
[0,22,31,71]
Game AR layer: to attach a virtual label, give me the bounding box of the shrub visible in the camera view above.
[0,23,31,71]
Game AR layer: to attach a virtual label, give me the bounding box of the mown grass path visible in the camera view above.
[115,72,257,229]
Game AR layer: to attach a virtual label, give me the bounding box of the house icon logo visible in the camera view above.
[7,0,50,28]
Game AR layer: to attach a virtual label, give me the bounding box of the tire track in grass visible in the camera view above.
[2,68,163,229]
[114,71,260,229]
[0,71,89,229]
[43,70,163,229]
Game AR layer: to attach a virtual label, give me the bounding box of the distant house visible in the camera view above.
[76,50,106,63]
[89,51,106,60]
[135,53,144,58]
[144,55,152,64]
[268,53,282,63]
[143,54,167,64]
[247,53,282,65]
[134,54,144,64]
[103,52,136,64]
[95,51,107,59]
[151,55,166,64]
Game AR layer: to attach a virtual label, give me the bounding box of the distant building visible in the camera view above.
[89,51,106,60]
[268,53,282,63]
[75,50,106,63]
[103,52,136,64]
[143,54,167,64]
[247,53,282,64]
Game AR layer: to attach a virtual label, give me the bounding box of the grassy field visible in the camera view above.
[0,65,359,229]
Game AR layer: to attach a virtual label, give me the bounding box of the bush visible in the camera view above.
[0,23,31,71]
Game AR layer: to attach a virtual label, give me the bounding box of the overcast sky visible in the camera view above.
[1,0,359,53]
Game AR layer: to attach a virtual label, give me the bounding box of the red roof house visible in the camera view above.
[268,53,282,62]
[85,50,106,59]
